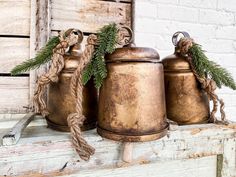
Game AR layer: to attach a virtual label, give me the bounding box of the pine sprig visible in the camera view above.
[11,36,60,75]
[189,43,236,90]
[82,23,118,88]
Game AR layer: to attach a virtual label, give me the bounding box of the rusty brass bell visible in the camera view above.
[47,33,98,132]
[162,32,210,125]
[97,45,169,142]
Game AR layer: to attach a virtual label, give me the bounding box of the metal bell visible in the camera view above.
[162,32,210,125]
[47,43,98,132]
[97,45,169,142]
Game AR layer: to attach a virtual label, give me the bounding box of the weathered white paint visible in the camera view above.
[2,113,35,146]
[122,142,133,163]
[0,115,46,129]
[0,122,235,176]
[0,0,30,35]
[0,77,29,114]
[65,156,217,177]
[29,0,52,108]
[51,0,131,33]
[0,38,29,73]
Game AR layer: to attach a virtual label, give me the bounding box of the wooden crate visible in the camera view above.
[0,0,132,119]
[0,0,30,114]
[0,122,235,177]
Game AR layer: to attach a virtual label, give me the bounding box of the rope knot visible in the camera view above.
[202,79,217,92]
[176,37,194,55]
[87,34,98,45]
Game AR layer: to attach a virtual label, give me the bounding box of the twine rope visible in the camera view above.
[34,30,79,116]
[33,30,97,161]
[67,34,97,161]
[176,38,227,124]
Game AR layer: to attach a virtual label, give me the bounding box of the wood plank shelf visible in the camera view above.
[0,119,236,177]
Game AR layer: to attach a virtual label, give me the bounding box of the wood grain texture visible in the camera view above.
[29,0,51,106]
[102,0,132,2]
[0,0,30,35]
[0,77,29,113]
[0,115,46,129]
[66,156,217,177]
[2,113,35,146]
[51,0,131,33]
[0,37,29,73]
[0,123,235,176]
[0,114,27,122]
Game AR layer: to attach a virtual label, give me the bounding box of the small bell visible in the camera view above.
[162,32,210,125]
[47,39,98,132]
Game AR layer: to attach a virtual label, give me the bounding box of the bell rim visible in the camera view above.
[97,123,169,142]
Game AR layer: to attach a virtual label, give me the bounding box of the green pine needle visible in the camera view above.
[82,23,118,89]
[11,36,60,75]
[189,43,236,90]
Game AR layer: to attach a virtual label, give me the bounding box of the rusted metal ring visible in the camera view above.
[64,28,84,43]
[172,31,190,46]
[72,29,84,43]
[117,26,134,46]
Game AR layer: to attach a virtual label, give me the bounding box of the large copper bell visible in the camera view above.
[162,32,210,125]
[47,30,98,132]
[97,30,168,142]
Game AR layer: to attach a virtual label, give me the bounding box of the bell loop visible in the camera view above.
[117,26,134,46]
[172,31,190,46]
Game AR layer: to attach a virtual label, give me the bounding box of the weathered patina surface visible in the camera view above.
[162,53,210,125]
[98,47,168,142]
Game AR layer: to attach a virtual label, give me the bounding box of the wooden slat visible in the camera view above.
[0,114,27,122]
[0,0,30,35]
[0,77,29,113]
[67,156,217,177]
[102,0,132,2]
[0,38,29,73]
[0,123,236,176]
[2,113,35,146]
[29,0,51,107]
[0,115,46,129]
[51,0,131,33]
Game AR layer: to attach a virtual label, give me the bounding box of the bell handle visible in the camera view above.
[117,26,134,46]
[72,29,84,44]
[64,28,84,44]
[172,31,190,46]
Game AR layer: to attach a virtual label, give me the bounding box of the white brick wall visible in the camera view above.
[134,0,236,121]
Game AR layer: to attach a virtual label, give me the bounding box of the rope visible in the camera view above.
[176,38,227,124]
[34,30,79,116]
[33,30,97,161]
[67,34,97,161]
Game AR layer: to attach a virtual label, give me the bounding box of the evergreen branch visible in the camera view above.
[11,36,60,75]
[189,43,236,90]
[82,23,118,88]
[82,62,93,84]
